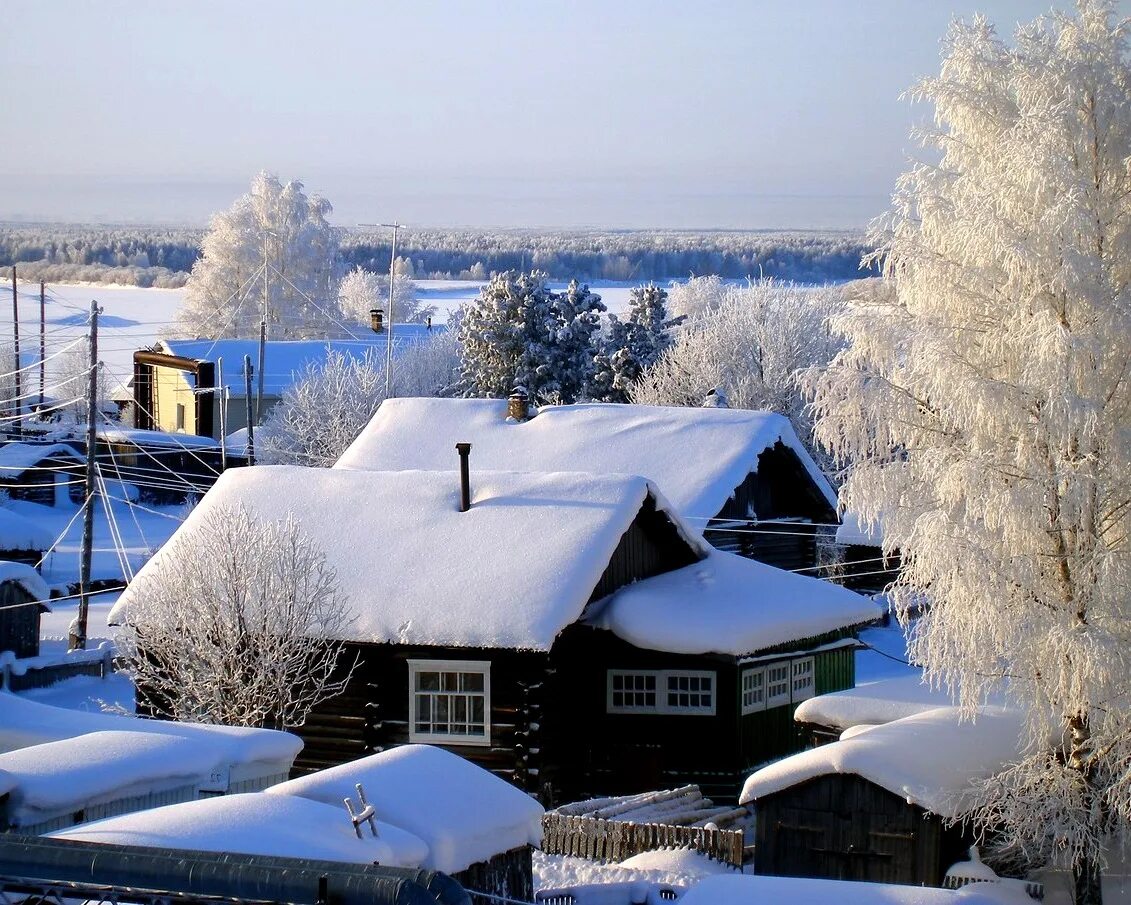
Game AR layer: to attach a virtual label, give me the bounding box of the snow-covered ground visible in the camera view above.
[14,279,646,393]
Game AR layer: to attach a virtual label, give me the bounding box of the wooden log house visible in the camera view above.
[111,463,877,804]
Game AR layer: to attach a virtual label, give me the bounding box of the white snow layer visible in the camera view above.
[52,793,429,867]
[110,466,705,650]
[0,442,81,472]
[268,744,544,874]
[740,706,1026,819]
[0,731,207,827]
[793,674,954,731]
[333,398,837,519]
[0,507,54,552]
[0,692,302,775]
[835,510,884,546]
[680,874,1031,905]
[0,560,50,603]
[588,549,879,655]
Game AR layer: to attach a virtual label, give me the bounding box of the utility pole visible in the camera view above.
[380,223,402,399]
[257,233,269,426]
[39,281,46,410]
[244,355,256,466]
[217,357,227,471]
[10,268,20,435]
[72,299,100,652]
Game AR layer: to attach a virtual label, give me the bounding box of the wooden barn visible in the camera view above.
[740,706,1025,887]
[110,463,877,804]
[0,442,84,508]
[0,562,49,659]
[834,511,901,595]
[332,397,839,571]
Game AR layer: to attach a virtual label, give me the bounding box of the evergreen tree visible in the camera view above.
[592,283,678,402]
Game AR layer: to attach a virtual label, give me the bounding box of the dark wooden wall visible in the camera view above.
[0,581,41,659]
[0,454,82,507]
[753,774,971,886]
[838,543,901,594]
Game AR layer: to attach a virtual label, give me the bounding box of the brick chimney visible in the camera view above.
[508,386,531,422]
[370,308,384,333]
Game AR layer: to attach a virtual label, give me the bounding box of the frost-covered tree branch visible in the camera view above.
[115,505,355,730]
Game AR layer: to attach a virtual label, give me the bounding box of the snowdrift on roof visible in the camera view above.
[110,466,702,650]
[740,706,1026,819]
[0,560,50,602]
[794,674,953,731]
[268,744,543,874]
[334,398,836,518]
[587,549,879,656]
[680,874,1021,905]
[53,792,429,867]
[0,508,54,552]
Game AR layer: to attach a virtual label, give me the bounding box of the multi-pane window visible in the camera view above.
[791,657,816,702]
[608,670,716,715]
[766,663,791,708]
[408,660,490,746]
[741,668,766,714]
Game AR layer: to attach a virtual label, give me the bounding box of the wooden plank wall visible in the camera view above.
[541,813,744,869]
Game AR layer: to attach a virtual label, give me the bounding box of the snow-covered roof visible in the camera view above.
[0,692,302,774]
[96,427,222,449]
[0,442,82,472]
[0,509,53,553]
[268,744,544,874]
[0,730,209,829]
[794,674,954,731]
[52,793,429,868]
[740,706,1026,819]
[587,549,879,656]
[835,510,884,546]
[334,399,837,519]
[110,466,706,650]
[0,561,50,604]
[680,874,1023,905]
[160,332,442,398]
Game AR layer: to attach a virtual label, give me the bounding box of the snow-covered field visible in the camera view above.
[14,279,644,393]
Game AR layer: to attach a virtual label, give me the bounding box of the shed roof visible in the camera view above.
[0,560,50,604]
[334,398,837,519]
[109,465,706,651]
[740,706,1026,819]
[159,331,441,397]
[0,508,54,553]
[0,442,82,472]
[268,744,544,874]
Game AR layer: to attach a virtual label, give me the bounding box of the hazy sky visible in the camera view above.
[2,1,1124,229]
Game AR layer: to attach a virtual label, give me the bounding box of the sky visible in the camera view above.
[2,1,1126,230]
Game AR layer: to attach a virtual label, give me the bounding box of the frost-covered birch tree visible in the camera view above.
[116,505,354,730]
[178,172,340,339]
[805,5,1131,901]
[337,265,435,327]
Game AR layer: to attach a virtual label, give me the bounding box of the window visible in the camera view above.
[766,663,791,708]
[791,657,815,703]
[607,670,715,715]
[741,667,766,714]
[175,403,186,431]
[408,660,490,746]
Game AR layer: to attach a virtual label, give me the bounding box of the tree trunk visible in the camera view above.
[1074,850,1103,905]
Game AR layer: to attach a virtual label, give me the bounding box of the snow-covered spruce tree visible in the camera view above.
[116,505,354,730]
[592,283,679,402]
[337,265,435,327]
[631,280,843,448]
[805,6,1131,901]
[178,171,340,340]
[458,271,605,403]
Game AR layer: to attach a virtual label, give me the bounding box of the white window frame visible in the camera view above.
[741,666,766,714]
[607,669,716,716]
[766,662,791,709]
[408,659,491,746]
[791,656,816,703]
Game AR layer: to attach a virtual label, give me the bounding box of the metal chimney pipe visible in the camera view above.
[456,442,472,512]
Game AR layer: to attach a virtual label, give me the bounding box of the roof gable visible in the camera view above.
[334,399,836,519]
[0,443,83,472]
[110,466,706,650]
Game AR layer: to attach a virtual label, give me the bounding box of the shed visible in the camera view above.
[834,511,901,594]
[0,562,50,659]
[0,508,53,566]
[740,707,1025,887]
[334,399,839,571]
[270,744,543,900]
[0,442,84,508]
[110,465,876,802]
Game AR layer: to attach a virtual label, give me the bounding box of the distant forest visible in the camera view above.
[0,224,874,287]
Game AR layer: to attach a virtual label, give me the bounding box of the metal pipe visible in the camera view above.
[456,442,471,512]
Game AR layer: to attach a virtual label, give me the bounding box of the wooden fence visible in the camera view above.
[541,812,745,869]
[1,648,114,692]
